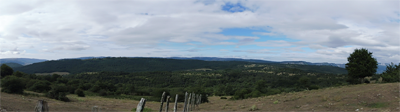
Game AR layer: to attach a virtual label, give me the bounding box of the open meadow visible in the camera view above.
[1,83,399,111]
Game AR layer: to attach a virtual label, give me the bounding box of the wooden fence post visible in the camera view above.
[34,100,49,112]
[174,94,178,112]
[165,96,170,112]
[191,93,195,111]
[160,92,166,112]
[183,92,188,112]
[199,94,202,104]
[136,98,146,112]
[187,93,191,112]
[92,106,98,112]
[197,94,200,106]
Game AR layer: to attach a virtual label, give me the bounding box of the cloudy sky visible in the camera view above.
[0,0,399,63]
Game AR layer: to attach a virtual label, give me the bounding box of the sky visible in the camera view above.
[0,0,399,64]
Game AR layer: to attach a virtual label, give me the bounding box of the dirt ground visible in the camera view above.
[1,83,399,111]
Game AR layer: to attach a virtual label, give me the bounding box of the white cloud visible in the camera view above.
[0,0,398,63]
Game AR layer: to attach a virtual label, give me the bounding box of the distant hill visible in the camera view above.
[2,57,388,73]
[1,63,23,68]
[0,58,47,65]
[14,57,347,74]
[14,57,252,74]
[164,57,388,73]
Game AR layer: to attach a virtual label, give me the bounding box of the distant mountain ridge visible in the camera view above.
[0,58,47,65]
[1,57,389,73]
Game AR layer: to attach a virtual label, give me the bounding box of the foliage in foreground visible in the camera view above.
[1,75,25,94]
[1,64,14,78]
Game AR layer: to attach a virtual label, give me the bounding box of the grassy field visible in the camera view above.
[1,83,399,111]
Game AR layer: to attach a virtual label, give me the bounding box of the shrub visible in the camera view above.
[75,89,85,97]
[0,75,25,94]
[220,97,227,99]
[249,105,258,111]
[99,89,107,96]
[28,81,51,93]
[248,90,262,98]
[46,84,69,101]
[309,85,319,90]
[232,88,251,100]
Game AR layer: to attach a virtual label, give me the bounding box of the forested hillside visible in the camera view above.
[2,57,348,102]
[14,57,347,74]
[63,63,349,100]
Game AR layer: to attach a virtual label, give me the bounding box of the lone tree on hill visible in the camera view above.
[345,48,378,84]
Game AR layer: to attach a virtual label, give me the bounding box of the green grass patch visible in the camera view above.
[367,102,388,108]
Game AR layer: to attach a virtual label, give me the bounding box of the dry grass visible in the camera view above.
[1,83,399,111]
[197,83,400,111]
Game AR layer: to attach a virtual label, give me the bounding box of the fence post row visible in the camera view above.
[136,98,146,112]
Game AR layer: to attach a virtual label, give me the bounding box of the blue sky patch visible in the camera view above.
[219,27,299,42]
[222,2,249,13]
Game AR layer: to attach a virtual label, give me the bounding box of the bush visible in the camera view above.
[266,88,281,95]
[99,89,107,96]
[248,90,262,98]
[0,76,25,94]
[220,97,227,99]
[75,89,85,97]
[28,81,51,93]
[46,84,69,101]
[232,88,251,100]
[309,85,319,90]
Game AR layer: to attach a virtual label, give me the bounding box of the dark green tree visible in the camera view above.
[345,48,378,84]
[298,76,310,89]
[1,64,14,78]
[1,75,25,94]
